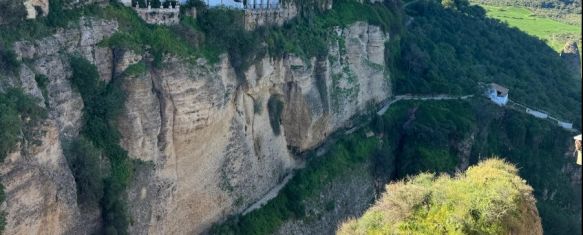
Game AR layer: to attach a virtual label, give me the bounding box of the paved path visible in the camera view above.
[242,173,295,215]
[241,89,577,215]
[377,94,474,116]
[242,93,475,216]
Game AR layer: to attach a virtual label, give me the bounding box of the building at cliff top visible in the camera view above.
[487,83,509,106]
[120,0,181,25]
[204,0,281,10]
[202,0,297,30]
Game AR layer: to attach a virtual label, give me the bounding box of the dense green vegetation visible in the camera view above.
[478,5,581,51]
[0,0,580,234]
[0,47,19,75]
[378,100,476,177]
[0,89,47,161]
[65,137,104,207]
[213,97,581,234]
[0,0,103,47]
[211,131,385,235]
[470,101,582,235]
[0,89,46,234]
[68,56,132,234]
[381,99,581,235]
[394,0,581,127]
[338,159,540,234]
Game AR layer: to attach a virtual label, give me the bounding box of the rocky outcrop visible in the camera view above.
[24,0,49,19]
[119,21,390,234]
[282,22,391,150]
[13,17,118,139]
[0,17,119,234]
[0,121,79,235]
[560,41,581,78]
[3,13,390,234]
[244,2,299,30]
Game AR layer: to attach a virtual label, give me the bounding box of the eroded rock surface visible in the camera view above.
[2,17,391,234]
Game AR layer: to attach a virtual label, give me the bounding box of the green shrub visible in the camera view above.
[69,56,131,235]
[212,132,380,235]
[0,47,19,74]
[122,61,147,77]
[338,159,540,235]
[0,89,45,234]
[0,88,47,161]
[65,137,104,207]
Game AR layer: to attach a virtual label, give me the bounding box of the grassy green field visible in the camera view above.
[479,5,581,52]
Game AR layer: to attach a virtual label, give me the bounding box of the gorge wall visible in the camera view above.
[0,16,391,234]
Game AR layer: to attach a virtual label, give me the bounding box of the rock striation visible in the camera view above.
[121,21,391,234]
[2,15,391,234]
[0,122,80,235]
[2,17,119,235]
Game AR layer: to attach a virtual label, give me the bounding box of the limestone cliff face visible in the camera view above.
[120,21,391,234]
[281,22,391,150]
[0,121,79,235]
[2,15,390,234]
[23,0,49,19]
[1,17,119,234]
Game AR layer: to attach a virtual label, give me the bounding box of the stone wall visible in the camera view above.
[244,2,298,30]
[134,6,181,25]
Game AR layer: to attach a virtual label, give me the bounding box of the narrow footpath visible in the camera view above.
[241,93,475,215]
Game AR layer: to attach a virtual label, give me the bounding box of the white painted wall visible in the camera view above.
[558,121,573,130]
[526,108,548,119]
[488,89,508,106]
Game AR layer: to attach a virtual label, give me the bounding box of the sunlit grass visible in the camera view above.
[480,5,581,52]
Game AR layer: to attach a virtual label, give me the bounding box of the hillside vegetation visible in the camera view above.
[378,99,582,235]
[393,0,581,127]
[0,0,580,234]
[338,159,542,235]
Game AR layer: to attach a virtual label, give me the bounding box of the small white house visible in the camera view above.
[487,83,509,106]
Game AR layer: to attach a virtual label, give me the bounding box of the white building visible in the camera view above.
[120,0,184,7]
[204,0,280,9]
[487,83,509,106]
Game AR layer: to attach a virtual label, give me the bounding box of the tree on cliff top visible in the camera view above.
[338,158,543,235]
